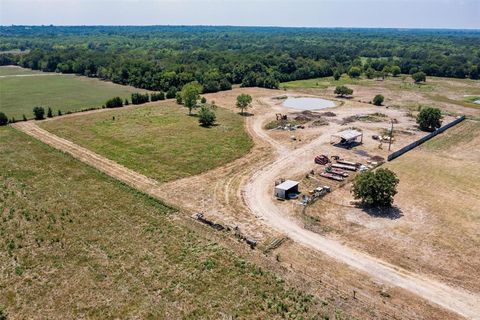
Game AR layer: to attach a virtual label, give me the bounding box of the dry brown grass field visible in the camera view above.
[0,126,339,319]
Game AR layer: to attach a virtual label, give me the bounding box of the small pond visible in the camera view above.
[282,97,335,110]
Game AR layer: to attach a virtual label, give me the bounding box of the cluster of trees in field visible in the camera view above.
[1,26,479,94]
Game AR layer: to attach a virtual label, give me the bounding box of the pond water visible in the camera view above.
[282,97,335,110]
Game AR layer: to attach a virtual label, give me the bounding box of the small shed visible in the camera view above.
[274,180,299,199]
[330,129,363,145]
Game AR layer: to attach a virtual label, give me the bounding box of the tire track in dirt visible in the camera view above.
[12,102,480,319]
[242,100,480,320]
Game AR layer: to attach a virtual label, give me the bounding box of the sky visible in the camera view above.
[1,0,479,29]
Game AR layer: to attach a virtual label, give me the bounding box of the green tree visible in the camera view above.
[333,70,341,81]
[416,107,442,132]
[33,106,45,120]
[334,85,353,97]
[201,96,207,104]
[181,81,202,115]
[365,67,375,79]
[47,107,53,118]
[236,93,253,115]
[412,71,426,83]
[348,66,362,78]
[352,168,399,207]
[372,94,384,106]
[57,110,62,116]
[391,66,401,77]
[0,112,8,126]
[198,105,216,127]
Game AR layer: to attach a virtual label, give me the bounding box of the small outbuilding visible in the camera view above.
[330,129,363,145]
[274,180,299,199]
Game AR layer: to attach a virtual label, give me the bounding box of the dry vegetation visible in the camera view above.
[301,120,480,293]
[0,127,338,319]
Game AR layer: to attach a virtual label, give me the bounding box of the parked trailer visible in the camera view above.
[336,159,358,167]
[320,172,345,181]
[331,163,357,171]
[326,166,349,177]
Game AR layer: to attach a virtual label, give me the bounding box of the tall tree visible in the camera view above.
[417,107,442,132]
[236,93,253,115]
[352,168,399,207]
[181,81,202,115]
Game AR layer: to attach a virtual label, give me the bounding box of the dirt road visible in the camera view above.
[243,99,480,319]
[12,101,480,319]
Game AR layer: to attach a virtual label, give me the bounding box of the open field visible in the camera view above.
[0,66,147,120]
[0,65,40,76]
[39,102,253,182]
[0,126,336,319]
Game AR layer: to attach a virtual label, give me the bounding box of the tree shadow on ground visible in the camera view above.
[238,112,254,117]
[358,205,403,220]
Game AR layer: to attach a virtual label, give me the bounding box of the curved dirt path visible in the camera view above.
[243,99,480,319]
[12,101,480,319]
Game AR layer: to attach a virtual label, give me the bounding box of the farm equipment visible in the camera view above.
[336,159,359,167]
[320,172,344,181]
[331,163,357,171]
[325,166,349,177]
[314,155,330,165]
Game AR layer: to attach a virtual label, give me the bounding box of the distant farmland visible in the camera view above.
[0,66,147,119]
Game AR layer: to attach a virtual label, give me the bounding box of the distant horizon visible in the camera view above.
[1,24,479,31]
[1,0,479,29]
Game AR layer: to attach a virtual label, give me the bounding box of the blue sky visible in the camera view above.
[1,0,479,29]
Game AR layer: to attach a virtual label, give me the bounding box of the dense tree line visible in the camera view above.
[1,26,479,94]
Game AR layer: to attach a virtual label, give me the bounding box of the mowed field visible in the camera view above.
[40,103,253,182]
[0,66,146,120]
[303,120,480,292]
[0,126,334,319]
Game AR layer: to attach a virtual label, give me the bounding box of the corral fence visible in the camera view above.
[387,115,465,161]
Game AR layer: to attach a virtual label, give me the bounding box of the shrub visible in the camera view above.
[333,70,341,81]
[348,66,362,78]
[131,92,150,105]
[219,79,232,90]
[352,168,399,207]
[198,105,216,127]
[201,97,207,104]
[0,112,8,126]
[412,71,426,83]
[166,87,177,99]
[57,110,62,116]
[373,94,384,106]
[105,96,123,108]
[417,107,442,132]
[22,114,28,121]
[47,107,53,118]
[150,92,165,101]
[334,85,353,97]
[33,106,45,120]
